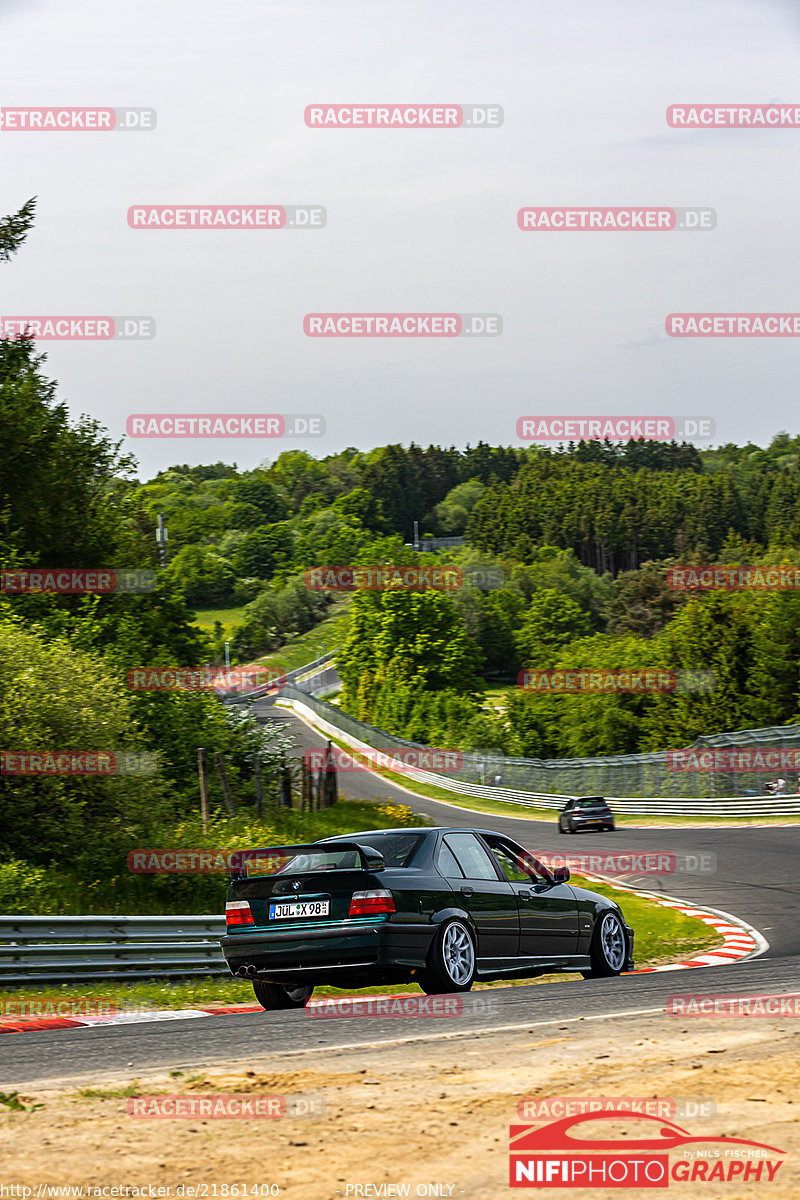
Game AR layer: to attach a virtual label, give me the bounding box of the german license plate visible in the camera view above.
[269,900,330,919]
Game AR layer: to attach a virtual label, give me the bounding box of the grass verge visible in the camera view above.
[191,606,247,639]
[255,598,352,676]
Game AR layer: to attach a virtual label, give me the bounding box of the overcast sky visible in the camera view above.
[1,0,799,479]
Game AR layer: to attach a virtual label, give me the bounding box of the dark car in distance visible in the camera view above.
[558,796,615,834]
[220,826,634,1010]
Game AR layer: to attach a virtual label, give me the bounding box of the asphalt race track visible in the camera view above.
[2,702,799,1088]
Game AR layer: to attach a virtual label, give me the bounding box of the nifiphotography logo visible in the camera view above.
[509,1110,785,1187]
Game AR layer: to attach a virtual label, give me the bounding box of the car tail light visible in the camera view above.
[226,899,254,927]
[349,889,395,917]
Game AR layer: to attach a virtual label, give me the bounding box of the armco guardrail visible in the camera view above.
[226,650,339,703]
[281,690,800,818]
[0,915,227,984]
[230,642,800,801]
[232,647,800,809]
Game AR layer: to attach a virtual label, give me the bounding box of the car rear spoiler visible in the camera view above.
[228,840,385,880]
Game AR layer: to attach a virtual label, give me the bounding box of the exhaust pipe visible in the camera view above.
[236,965,258,978]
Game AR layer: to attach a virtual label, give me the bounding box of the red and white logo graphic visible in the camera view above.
[510,1111,785,1187]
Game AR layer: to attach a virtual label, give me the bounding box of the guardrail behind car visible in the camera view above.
[0,915,227,984]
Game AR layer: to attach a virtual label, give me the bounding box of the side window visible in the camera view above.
[434,840,465,878]
[490,846,533,883]
[563,800,574,811]
[437,842,464,878]
[445,833,502,881]
[485,837,550,883]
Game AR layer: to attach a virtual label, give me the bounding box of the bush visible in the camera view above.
[0,859,52,914]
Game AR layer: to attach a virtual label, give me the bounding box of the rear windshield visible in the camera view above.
[576,798,607,809]
[241,833,424,876]
[342,831,425,868]
[241,848,359,877]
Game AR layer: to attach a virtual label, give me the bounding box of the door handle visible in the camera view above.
[517,888,531,898]
[460,886,474,897]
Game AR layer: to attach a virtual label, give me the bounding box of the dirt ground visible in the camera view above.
[2,1013,798,1199]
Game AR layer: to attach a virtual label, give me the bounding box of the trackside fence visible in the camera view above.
[278,683,800,814]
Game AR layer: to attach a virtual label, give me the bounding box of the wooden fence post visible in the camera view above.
[279,761,293,808]
[254,757,263,820]
[214,751,237,817]
[198,748,210,829]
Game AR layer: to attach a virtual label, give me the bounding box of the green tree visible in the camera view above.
[0,619,171,867]
[515,589,591,664]
[0,197,36,262]
[166,545,236,606]
[234,523,294,579]
[231,476,287,523]
[338,589,484,720]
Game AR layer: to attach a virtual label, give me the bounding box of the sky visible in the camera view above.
[1,0,799,479]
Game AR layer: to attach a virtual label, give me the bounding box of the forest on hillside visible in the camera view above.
[5,197,800,910]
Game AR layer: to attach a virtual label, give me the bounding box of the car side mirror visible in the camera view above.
[552,866,570,884]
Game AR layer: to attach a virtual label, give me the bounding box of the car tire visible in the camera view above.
[419,918,476,994]
[581,911,627,978]
[558,821,566,835]
[252,981,314,1010]
[568,820,577,834]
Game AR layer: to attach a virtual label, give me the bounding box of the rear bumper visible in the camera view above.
[220,920,433,979]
